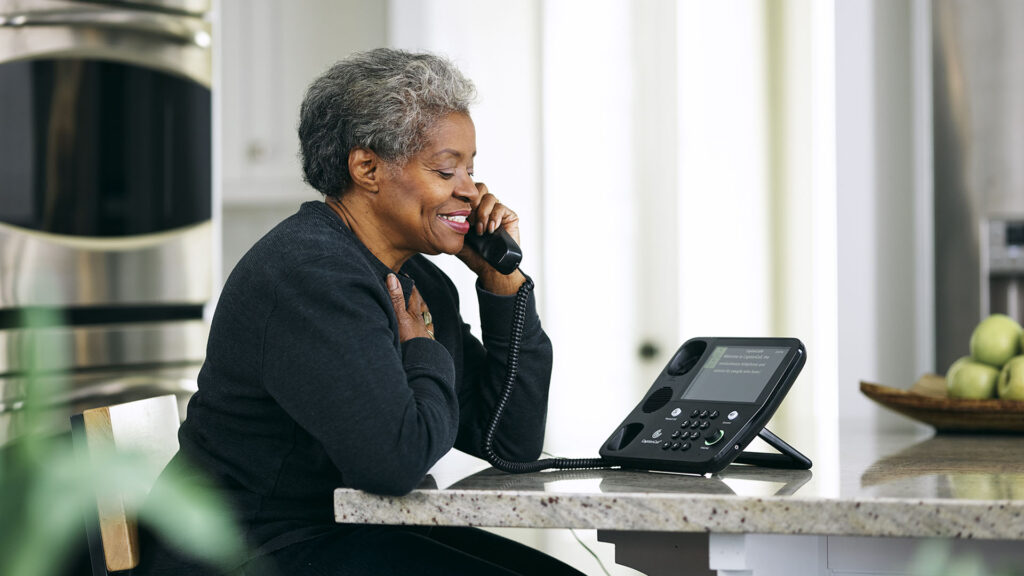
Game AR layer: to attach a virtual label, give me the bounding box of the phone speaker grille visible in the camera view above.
[641,386,674,413]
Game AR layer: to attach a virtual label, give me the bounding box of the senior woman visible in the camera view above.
[138,49,582,575]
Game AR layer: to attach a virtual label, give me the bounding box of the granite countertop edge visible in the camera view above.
[334,488,1024,540]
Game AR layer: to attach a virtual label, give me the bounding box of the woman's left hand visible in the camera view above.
[456,183,526,295]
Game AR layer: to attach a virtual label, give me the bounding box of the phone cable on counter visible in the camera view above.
[481,277,610,473]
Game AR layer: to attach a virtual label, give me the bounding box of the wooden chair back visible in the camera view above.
[71,394,181,574]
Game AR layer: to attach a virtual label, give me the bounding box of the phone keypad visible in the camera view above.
[667,407,726,447]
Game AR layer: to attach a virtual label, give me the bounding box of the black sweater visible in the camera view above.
[162,201,552,556]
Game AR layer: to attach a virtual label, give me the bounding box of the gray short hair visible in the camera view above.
[298,48,477,197]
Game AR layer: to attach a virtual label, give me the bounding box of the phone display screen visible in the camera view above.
[680,346,790,403]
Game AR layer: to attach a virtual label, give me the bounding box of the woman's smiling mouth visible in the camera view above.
[438,211,471,234]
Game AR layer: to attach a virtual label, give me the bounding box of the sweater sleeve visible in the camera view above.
[454,277,553,462]
[261,256,459,495]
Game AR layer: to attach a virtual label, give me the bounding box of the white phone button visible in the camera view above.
[727,410,739,420]
[670,408,682,417]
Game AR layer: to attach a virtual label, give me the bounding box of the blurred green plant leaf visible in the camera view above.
[137,459,247,566]
[0,308,245,576]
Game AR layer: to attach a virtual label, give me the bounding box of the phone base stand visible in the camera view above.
[732,428,812,470]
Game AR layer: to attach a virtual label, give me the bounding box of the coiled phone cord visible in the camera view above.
[482,276,609,473]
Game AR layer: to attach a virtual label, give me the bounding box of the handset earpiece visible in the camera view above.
[463,228,522,275]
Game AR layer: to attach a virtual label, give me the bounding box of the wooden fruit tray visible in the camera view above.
[860,373,1024,433]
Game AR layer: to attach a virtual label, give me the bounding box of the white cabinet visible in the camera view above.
[218,0,387,206]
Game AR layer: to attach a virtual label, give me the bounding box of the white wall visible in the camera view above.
[631,1,683,389]
[676,3,772,340]
[766,0,841,490]
[540,0,642,456]
[835,0,932,434]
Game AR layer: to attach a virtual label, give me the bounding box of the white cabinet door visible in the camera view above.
[219,0,387,206]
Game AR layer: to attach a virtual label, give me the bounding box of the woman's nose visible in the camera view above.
[454,173,478,200]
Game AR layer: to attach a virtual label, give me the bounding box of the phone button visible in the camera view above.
[727,411,739,421]
[704,429,726,446]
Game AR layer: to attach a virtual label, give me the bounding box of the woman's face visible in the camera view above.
[378,112,478,259]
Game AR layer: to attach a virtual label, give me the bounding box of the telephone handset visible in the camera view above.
[463,227,522,275]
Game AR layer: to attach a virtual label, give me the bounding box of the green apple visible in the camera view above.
[1003,475,1024,499]
[946,356,999,399]
[949,473,1002,500]
[997,355,1024,400]
[970,314,1022,367]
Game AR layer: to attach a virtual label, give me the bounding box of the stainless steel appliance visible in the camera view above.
[0,0,213,441]
[933,0,1024,371]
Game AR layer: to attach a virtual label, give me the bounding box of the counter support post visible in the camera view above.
[707,533,827,576]
[597,531,714,576]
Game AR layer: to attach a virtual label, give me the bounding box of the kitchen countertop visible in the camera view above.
[334,430,1024,540]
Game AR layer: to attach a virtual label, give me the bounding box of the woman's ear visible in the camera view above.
[348,147,381,192]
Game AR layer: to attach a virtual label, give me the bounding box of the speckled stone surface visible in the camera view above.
[335,432,1024,540]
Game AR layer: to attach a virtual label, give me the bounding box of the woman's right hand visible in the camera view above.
[387,274,434,342]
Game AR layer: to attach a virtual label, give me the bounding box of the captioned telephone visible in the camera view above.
[598,337,810,474]
[465,228,810,476]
